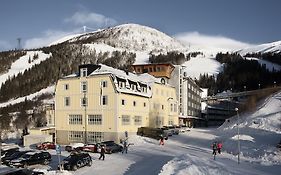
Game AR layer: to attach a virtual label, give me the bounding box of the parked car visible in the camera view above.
[36,142,56,150]
[65,143,84,152]
[2,150,32,166]
[10,151,51,168]
[160,127,173,137]
[79,143,97,153]
[96,141,123,154]
[1,146,19,159]
[60,152,92,171]
[137,127,168,140]
[0,166,44,175]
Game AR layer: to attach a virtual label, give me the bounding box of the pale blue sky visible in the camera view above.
[0,0,280,51]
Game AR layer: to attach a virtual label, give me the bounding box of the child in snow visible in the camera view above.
[159,136,164,145]
[217,142,222,154]
[212,141,217,156]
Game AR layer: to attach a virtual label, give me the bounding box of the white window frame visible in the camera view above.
[87,132,104,143]
[81,81,87,93]
[81,68,87,77]
[64,84,69,90]
[69,114,82,125]
[88,114,102,125]
[134,116,142,125]
[122,115,130,125]
[68,131,83,142]
[64,97,70,107]
[81,97,87,107]
[101,95,108,105]
[101,80,107,88]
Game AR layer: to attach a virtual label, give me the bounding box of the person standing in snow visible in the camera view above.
[217,142,223,154]
[122,140,128,154]
[159,135,164,145]
[212,141,217,158]
[99,145,105,160]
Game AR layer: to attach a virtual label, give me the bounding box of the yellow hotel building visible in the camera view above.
[55,64,178,144]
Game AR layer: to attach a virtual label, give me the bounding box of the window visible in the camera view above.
[101,81,107,88]
[81,82,87,93]
[149,67,153,72]
[69,131,83,142]
[122,115,130,125]
[87,132,104,143]
[121,99,125,105]
[144,102,146,107]
[170,104,173,112]
[48,115,52,125]
[134,116,142,125]
[64,97,70,106]
[88,115,102,125]
[101,95,108,105]
[157,67,161,72]
[64,84,69,90]
[155,116,162,126]
[133,101,136,106]
[69,115,82,125]
[81,97,87,107]
[174,104,177,112]
[162,105,164,110]
[81,68,87,77]
[168,120,173,125]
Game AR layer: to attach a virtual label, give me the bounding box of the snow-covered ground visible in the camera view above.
[183,54,223,79]
[0,51,51,89]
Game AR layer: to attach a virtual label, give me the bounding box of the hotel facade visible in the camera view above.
[55,64,178,145]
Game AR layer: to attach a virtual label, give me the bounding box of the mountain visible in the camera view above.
[237,40,281,55]
[56,23,186,53]
[0,23,280,112]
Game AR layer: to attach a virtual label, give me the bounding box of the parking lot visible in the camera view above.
[1,127,190,175]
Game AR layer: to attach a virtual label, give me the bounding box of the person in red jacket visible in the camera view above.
[217,142,223,154]
[159,136,164,145]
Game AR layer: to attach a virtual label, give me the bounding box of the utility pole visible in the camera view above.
[235,108,241,164]
[84,92,87,144]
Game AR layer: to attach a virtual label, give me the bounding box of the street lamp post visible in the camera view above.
[84,92,87,144]
[235,108,240,164]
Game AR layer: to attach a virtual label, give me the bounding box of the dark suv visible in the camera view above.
[97,141,123,154]
[2,150,32,166]
[137,127,168,140]
[10,151,51,168]
[60,152,92,171]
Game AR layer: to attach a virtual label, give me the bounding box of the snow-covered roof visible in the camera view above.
[61,64,170,98]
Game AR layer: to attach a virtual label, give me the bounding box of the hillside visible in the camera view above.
[217,91,281,163]
[0,23,280,120]
[238,40,281,55]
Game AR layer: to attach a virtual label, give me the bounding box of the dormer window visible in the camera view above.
[81,68,87,77]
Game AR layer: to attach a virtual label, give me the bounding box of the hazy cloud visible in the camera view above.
[24,30,75,49]
[65,11,117,28]
[175,31,253,52]
[0,40,12,51]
